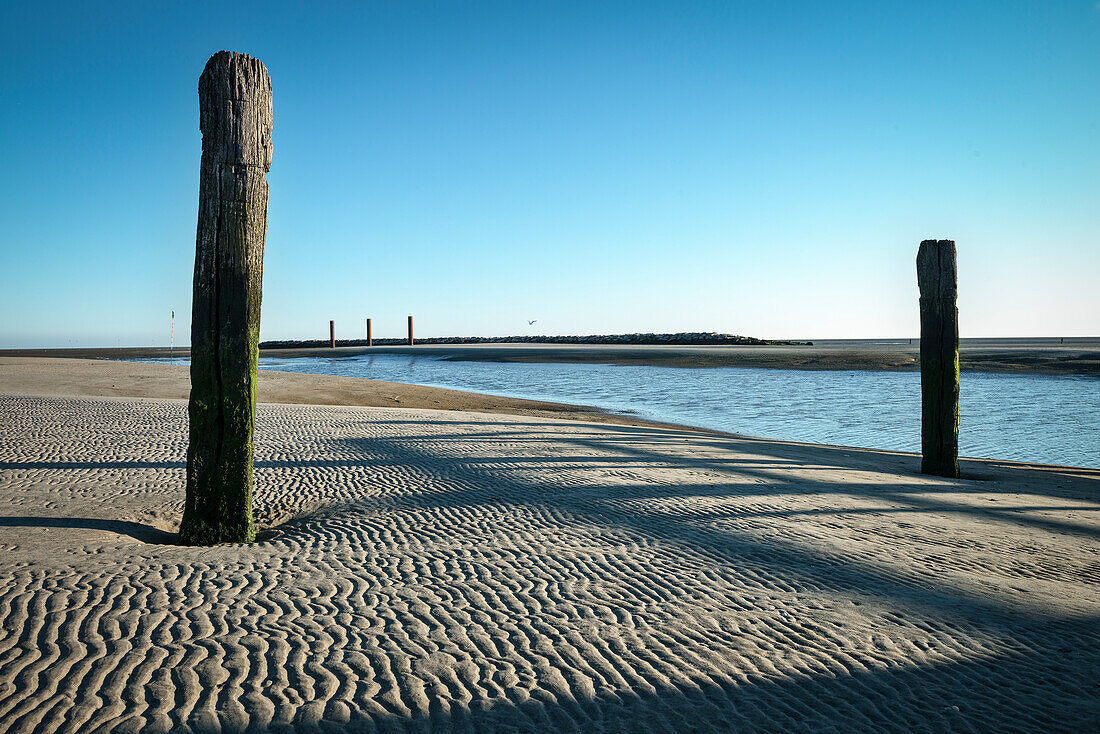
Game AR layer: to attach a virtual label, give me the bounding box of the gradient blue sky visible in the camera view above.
[1,1,1097,347]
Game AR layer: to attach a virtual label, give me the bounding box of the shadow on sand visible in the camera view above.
[0,515,178,544]
[3,414,1098,731]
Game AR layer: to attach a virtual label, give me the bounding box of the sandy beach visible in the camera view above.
[1,357,1097,732]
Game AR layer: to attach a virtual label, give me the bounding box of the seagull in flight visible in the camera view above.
[528,320,537,325]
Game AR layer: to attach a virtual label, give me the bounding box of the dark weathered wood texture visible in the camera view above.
[917,239,960,478]
[408,315,414,346]
[330,320,335,348]
[180,51,273,545]
[366,318,372,346]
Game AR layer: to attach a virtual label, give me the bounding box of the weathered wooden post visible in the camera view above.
[408,315,414,346]
[330,320,335,348]
[917,239,960,478]
[366,318,372,346]
[180,51,272,545]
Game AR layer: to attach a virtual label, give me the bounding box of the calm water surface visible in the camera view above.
[148,354,1099,468]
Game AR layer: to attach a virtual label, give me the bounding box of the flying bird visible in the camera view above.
[528,320,537,325]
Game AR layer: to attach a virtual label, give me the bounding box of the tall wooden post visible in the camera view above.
[330,320,335,348]
[366,318,372,346]
[180,51,272,546]
[917,239,960,478]
[408,315,414,346]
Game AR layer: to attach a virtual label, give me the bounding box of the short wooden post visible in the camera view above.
[330,320,335,348]
[366,318,372,346]
[180,51,272,545]
[917,239,960,478]
[407,315,414,346]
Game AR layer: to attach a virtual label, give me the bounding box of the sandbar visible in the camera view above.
[6,337,1097,375]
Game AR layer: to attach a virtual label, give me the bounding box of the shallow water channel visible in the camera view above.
[146,354,1099,468]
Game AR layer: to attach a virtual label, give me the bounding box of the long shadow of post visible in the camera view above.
[1,412,1096,731]
[297,417,1099,730]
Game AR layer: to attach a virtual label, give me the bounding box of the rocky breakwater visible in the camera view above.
[260,333,812,349]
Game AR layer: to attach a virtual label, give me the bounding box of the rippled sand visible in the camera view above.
[1,387,1098,730]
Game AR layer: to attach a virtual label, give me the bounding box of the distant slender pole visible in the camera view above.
[917,239,960,478]
[408,315,414,346]
[181,51,272,545]
[170,310,174,365]
[330,320,335,348]
[366,318,372,347]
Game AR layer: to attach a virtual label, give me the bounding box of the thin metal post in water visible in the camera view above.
[916,239,960,478]
[408,315,414,346]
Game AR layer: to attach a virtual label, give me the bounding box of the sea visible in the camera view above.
[139,353,1099,469]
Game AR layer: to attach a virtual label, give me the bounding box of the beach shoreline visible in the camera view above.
[4,337,1097,375]
[2,355,1095,477]
[0,356,721,435]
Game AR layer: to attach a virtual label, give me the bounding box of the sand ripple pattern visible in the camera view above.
[0,395,1098,732]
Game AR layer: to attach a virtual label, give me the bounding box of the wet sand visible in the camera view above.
[0,357,696,433]
[269,337,1099,375]
[6,337,1097,375]
[1,358,1097,732]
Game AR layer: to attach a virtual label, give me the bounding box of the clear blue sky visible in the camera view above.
[1,1,1097,347]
